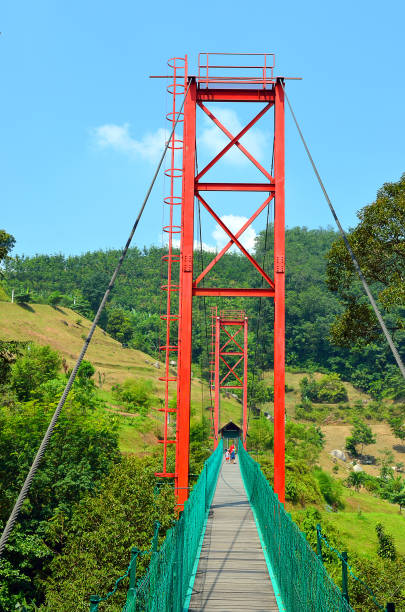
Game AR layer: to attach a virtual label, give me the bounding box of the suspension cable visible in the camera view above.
[281,82,405,380]
[0,81,191,558]
[247,145,274,434]
[195,149,213,409]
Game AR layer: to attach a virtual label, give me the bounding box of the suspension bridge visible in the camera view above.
[0,53,402,611]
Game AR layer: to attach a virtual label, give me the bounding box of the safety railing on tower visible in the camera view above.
[198,52,276,88]
[238,445,354,612]
[157,56,188,478]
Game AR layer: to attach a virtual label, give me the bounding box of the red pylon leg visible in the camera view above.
[214,315,220,450]
[273,79,285,504]
[175,79,197,510]
[243,317,248,449]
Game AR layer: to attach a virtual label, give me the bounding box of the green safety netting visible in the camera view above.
[238,444,354,612]
[115,440,223,612]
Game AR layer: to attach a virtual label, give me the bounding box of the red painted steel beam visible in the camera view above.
[197,88,275,103]
[175,79,197,510]
[273,79,285,504]
[198,102,273,180]
[193,287,275,297]
[243,317,248,449]
[214,315,220,449]
[196,182,274,192]
[196,103,272,180]
[194,194,274,287]
[196,194,275,287]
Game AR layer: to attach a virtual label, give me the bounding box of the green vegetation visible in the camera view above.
[3,221,403,402]
[326,173,405,400]
[0,174,404,609]
[345,418,376,457]
[300,372,348,403]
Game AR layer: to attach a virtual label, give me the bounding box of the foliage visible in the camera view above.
[300,373,348,403]
[112,378,155,414]
[313,469,344,509]
[0,229,15,271]
[346,470,366,492]
[375,522,397,561]
[107,308,133,344]
[391,489,405,513]
[4,223,403,398]
[42,457,176,611]
[0,340,27,385]
[246,373,274,405]
[47,291,64,306]
[285,421,325,466]
[10,344,62,401]
[15,291,32,304]
[0,399,120,608]
[247,414,274,451]
[345,418,376,457]
[327,174,405,340]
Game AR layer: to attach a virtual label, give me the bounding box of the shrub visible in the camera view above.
[10,344,62,400]
[313,468,344,509]
[376,523,397,561]
[300,373,348,404]
[15,292,32,304]
[112,378,155,414]
[48,291,64,306]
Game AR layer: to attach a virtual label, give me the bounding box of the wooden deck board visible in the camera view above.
[188,459,280,612]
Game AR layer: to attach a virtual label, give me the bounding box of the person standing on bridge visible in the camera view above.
[230,447,236,464]
[225,449,230,463]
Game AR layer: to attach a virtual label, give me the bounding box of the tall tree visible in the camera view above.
[326,174,405,347]
[0,229,15,276]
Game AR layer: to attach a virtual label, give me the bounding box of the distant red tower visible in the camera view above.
[158,54,285,509]
[210,309,248,450]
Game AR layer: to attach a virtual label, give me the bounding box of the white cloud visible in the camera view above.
[162,237,218,253]
[160,214,256,254]
[198,108,269,167]
[93,123,166,162]
[212,214,256,252]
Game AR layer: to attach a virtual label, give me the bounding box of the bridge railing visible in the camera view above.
[90,440,223,612]
[239,445,354,612]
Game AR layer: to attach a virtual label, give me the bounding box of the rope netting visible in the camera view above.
[238,445,354,612]
[91,440,223,611]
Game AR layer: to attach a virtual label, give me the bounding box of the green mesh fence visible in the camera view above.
[238,445,355,612]
[91,440,223,612]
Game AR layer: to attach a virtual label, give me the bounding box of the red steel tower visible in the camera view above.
[211,309,249,450]
[158,53,286,508]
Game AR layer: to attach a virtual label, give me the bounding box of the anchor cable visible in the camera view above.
[281,82,405,380]
[0,80,191,558]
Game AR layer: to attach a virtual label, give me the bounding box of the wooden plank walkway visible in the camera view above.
[188,458,280,612]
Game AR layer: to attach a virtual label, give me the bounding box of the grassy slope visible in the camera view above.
[0,302,241,450]
[1,302,404,555]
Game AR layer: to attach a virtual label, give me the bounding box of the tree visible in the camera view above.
[48,291,64,306]
[326,174,405,347]
[345,418,376,457]
[10,344,61,400]
[107,308,133,343]
[15,291,32,304]
[376,523,397,561]
[389,415,405,441]
[42,457,175,611]
[347,470,366,492]
[0,229,15,273]
[391,490,405,514]
[0,399,120,609]
[300,373,348,403]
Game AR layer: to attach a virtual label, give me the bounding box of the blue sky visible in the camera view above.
[2,0,404,257]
